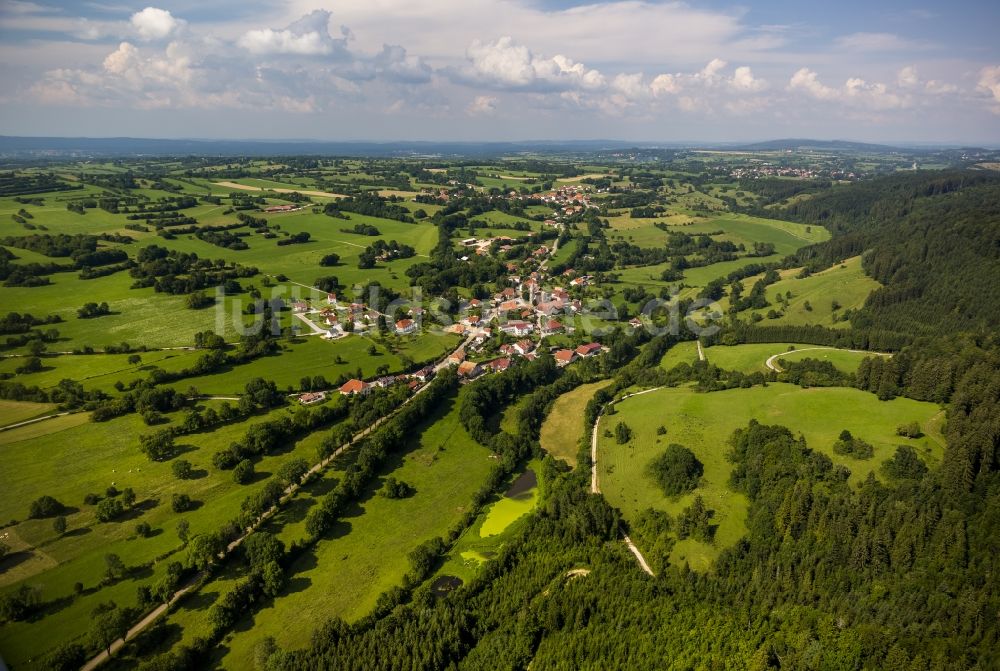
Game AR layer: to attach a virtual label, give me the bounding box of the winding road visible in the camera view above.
[764,346,889,373]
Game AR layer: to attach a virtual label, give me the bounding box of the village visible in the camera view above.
[290,238,605,405]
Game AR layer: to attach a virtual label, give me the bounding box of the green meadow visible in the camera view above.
[214,398,494,667]
[597,383,944,571]
[0,401,346,668]
[539,380,612,466]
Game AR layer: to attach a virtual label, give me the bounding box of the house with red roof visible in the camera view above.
[554,349,578,366]
[339,379,371,396]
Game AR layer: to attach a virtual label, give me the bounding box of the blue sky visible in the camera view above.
[1,0,998,143]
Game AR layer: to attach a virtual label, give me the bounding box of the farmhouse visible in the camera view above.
[514,339,535,356]
[542,319,563,335]
[298,391,326,405]
[447,349,467,365]
[575,342,603,358]
[554,349,578,366]
[486,357,512,373]
[291,301,309,313]
[339,379,371,396]
[395,318,417,335]
[457,360,483,379]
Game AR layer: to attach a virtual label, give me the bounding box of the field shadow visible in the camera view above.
[0,550,35,573]
[177,589,220,613]
[187,468,210,480]
[283,575,312,596]
[63,526,92,538]
[171,444,200,458]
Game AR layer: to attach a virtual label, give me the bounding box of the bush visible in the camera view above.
[895,421,923,438]
[614,421,632,444]
[833,430,875,460]
[28,495,65,519]
[213,447,241,470]
[646,444,703,496]
[172,459,193,480]
[233,459,255,485]
[95,498,125,522]
[379,477,415,499]
[171,493,193,513]
[135,522,152,538]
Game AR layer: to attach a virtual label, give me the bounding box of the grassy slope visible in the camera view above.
[539,380,612,466]
[598,384,944,571]
[703,342,882,375]
[734,256,880,328]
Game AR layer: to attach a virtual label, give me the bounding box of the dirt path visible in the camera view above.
[696,340,705,361]
[590,388,662,577]
[212,182,346,199]
[764,346,889,373]
[0,411,70,432]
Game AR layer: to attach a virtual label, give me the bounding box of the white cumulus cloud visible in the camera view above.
[238,10,345,56]
[130,7,182,41]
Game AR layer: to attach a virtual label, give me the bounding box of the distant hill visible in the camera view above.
[728,138,909,153]
[0,136,644,158]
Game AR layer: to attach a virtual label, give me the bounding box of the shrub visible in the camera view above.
[233,459,255,485]
[171,493,193,513]
[29,495,65,519]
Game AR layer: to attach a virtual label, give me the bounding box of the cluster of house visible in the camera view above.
[263,204,300,213]
[727,165,859,180]
[539,185,597,216]
[459,235,518,257]
[442,337,605,382]
[301,338,606,405]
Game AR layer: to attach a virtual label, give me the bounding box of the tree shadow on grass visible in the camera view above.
[0,550,36,573]
[62,526,92,538]
[176,589,220,613]
[283,575,312,597]
[126,621,184,659]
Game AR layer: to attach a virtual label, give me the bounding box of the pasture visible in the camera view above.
[597,383,944,570]
[539,380,612,466]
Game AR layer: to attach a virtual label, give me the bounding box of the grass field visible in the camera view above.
[214,397,494,667]
[598,383,944,571]
[659,341,700,371]
[539,381,612,466]
[0,399,58,426]
[702,342,884,374]
[733,256,880,328]
[0,402,348,667]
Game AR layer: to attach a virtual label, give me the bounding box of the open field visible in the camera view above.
[0,399,58,426]
[598,383,944,570]
[0,401,346,667]
[659,341,701,371]
[214,398,494,667]
[539,381,612,466]
[702,342,883,375]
